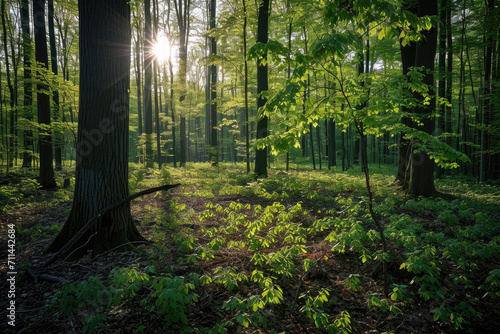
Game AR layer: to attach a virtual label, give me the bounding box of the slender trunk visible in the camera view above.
[328,118,336,168]
[1,0,15,169]
[144,0,154,167]
[209,0,218,165]
[21,0,33,168]
[254,0,269,176]
[153,0,161,169]
[436,0,447,179]
[396,0,417,187]
[316,124,322,170]
[286,0,292,172]
[174,0,190,167]
[135,39,143,135]
[33,0,56,188]
[445,0,453,147]
[480,0,494,181]
[48,0,62,170]
[242,0,250,173]
[205,5,211,158]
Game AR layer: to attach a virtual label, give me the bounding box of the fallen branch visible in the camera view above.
[44,183,180,266]
[26,268,67,283]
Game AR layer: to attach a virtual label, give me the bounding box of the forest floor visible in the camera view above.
[1,163,500,334]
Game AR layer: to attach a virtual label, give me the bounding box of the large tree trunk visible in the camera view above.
[408,0,438,196]
[46,0,144,257]
[33,0,56,189]
[254,0,269,177]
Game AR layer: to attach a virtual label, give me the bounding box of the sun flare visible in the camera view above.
[153,35,170,63]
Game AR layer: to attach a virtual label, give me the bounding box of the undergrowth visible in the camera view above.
[11,162,499,333]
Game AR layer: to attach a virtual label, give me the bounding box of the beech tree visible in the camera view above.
[21,0,33,168]
[254,0,269,177]
[407,0,438,196]
[33,0,56,188]
[48,0,62,171]
[47,0,145,256]
[144,0,154,167]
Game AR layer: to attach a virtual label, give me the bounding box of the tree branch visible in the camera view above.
[44,183,180,266]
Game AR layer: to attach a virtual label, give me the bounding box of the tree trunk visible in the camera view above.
[209,0,218,165]
[480,0,495,181]
[144,0,154,168]
[153,0,161,169]
[1,0,15,170]
[242,0,250,173]
[135,38,143,135]
[46,0,144,257]
[48,0,62,171]
[21,0,33,168]
[33,0,56,189]
[328,118,336,168]
[174,0,190,167]
[254,0,269,177]
[395,0,417,188]
[436,0,446,179]
[408,0,438,196]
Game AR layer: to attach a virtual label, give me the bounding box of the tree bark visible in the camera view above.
[436,0,446,179]
[209,0,218,165]
[242,0,250,173]
[408,0,438,196]
[33,0,56,188]
[254,0,269,177]
[174,0,190,167]
[144,0,154,167]
[21,0,33,168]
[395,0,417,188]
[46,0,142,257]
[328,118,336,168]
[48,0,62,171]
[1,0,16,169]
[153,0,162,169]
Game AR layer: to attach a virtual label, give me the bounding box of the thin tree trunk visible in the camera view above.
[242,0,250,173]
[1,0,15,169]
[254,0,269,177]
[144,0,154,168]
[174,0,190,167]
[33,0,56,188]
[153,0,161,169]
[436,0,446,179]
[209,0,218,165]
[480,0,494,181]
[21,0,33,168]
[395,0,417,188]
[48,0,62,171]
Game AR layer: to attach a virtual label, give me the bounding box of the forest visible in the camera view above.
[0,0,499,333]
